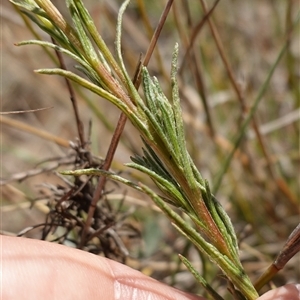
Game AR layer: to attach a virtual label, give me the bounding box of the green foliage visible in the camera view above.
[9,0,299,299]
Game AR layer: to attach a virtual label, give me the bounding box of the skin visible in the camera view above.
[2,236,299,300]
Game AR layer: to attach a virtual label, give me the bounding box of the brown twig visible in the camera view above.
[136,0,169,84]
[135,0,174,88]
[254,223,300,292]
[179,0,220,75]
[178,0,219,137]
[51,37,86,148]
[0,156,75,186]
[198,0,246,111]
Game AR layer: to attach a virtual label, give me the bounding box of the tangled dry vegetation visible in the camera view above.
[1,0,299,298]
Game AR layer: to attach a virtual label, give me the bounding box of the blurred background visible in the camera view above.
[1,0,299,298]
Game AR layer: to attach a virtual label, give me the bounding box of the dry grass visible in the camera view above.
[1,0,299,298]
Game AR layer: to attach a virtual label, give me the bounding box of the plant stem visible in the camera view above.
[79,0,175,248]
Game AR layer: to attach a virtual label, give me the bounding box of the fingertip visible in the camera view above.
[259,284,300,300]
[105,258,204,300]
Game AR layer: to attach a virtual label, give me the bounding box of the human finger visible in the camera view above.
[258,283,300,300]
[2,235,203,300]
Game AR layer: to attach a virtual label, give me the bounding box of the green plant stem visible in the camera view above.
[77,0,175,248]
[34,0,83,51]
[179,254,225,300]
